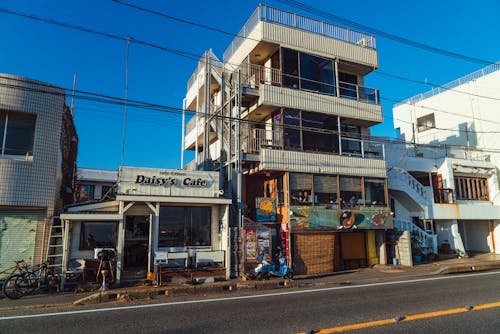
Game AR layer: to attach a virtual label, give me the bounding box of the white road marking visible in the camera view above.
[1,270,499,321]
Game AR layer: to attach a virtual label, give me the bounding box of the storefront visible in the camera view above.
[243,172,393,276]
[60,167,231,287]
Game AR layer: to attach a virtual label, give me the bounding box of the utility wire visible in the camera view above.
[278,0,495,66]
[1,8,499,135]
[3,77,500,156]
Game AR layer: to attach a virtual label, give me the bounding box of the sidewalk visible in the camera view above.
[1,253,499,312]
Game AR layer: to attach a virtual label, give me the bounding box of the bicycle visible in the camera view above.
[0,260,29,297]
[2,262,56,299]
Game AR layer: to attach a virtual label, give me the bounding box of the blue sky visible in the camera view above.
[1,0,499,170]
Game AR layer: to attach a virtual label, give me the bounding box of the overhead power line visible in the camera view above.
[278,0,495,66]
[2,7,499,136]
[3,76,500,157]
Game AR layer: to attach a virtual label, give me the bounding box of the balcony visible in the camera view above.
[223,5,378,69]
[242,129,385,170]
[239,63,382,124]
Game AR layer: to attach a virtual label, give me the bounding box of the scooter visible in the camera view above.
[254,253,293,280]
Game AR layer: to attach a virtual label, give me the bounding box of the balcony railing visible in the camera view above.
[245,128,384,160]
[239,63,379,105]
[223,4,376,62]
[433,188,455,204]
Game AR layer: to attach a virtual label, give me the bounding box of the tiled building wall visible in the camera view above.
[0,74,66,265]
[0,74,65,214]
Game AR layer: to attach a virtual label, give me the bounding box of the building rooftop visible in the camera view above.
[395,62,500,107]
[77,167,117,183]
[223,4,376,63]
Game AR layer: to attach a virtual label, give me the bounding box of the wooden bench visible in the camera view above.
[195,250,225,268]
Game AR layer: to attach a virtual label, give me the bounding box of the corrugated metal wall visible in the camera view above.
[0,209,46,278]
[260,149,387,178]
[259,84,382,123]
[262,22,378,68]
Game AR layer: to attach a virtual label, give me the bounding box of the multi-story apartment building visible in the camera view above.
[391,64,500,257]
[0,74,78,276]
[183,5,393,275]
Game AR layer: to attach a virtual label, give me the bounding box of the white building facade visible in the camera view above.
[391,64,500,256]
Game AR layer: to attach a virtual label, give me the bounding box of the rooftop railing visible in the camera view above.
[223,4,376,62]
[395,62,500,107]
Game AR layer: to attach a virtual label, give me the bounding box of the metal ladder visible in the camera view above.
[45,218,65,275]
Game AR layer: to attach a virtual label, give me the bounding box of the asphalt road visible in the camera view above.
[1,271,499,334]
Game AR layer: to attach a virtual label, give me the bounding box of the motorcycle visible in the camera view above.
[254,253,293,280]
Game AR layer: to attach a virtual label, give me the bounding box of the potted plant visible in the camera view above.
[411,231,423,265]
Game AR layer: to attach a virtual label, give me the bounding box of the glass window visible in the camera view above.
[0,111,5,155]
[0,111,36,157]
[101,185,115,200]
[364,178,386,206]
[314,175,337,205]
[338,72,358,99]
[417,113,435,132]
[80,184,95,200]
[159,206,212,248]
[159,207,185,247]
[80,222,117,250]
[282,48,299,89]
[186,207,211,246]
[340,176,362,209]
[300,53,334,95]
[284,109,301,150]
[302,111,337,153]
[290,173,312,205]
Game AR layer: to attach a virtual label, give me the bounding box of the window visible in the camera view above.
[284,109,301,150]
[290,173,312,205]
[80,184,95,201]
[101,185,115,200]
[454,176,489,201]
[299,53,334,94]
[158,206,212,247]
[417,113,435,132]
[282,48,299,89]
[80,222,118,250]
[338,72,358,99]
[0,110,36,158]
[340,176,362,209]
[364,178,386,206]
[314,175,337,205]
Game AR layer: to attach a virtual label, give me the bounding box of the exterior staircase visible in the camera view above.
[387,167,432,208]
[394,218,438,255]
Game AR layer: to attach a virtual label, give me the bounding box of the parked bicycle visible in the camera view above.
[2,262,57,299]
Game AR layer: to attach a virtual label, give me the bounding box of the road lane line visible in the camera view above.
[1,270,499,321]
[301,301,500,333]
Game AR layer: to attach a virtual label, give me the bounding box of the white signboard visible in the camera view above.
[118,167,220,198]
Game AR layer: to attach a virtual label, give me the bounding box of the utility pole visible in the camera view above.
[121,37,130,167]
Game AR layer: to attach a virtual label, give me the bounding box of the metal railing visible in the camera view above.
[395,62,500,107]
[245,128,384,160]
[406,145,490,162]
[238,63,380,105]
[223,4,376,62]
[433,188,455,204]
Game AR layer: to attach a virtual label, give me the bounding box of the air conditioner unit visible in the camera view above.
[357,38,369,47]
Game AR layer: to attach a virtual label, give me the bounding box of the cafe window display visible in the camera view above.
[80,222,117,250]
[158,206,212,247]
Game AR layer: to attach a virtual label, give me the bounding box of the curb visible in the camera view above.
[73,279,293,306]
[0,302,73,313]
[437,263,500,275]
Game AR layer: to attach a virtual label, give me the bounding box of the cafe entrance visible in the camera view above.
[123,215,151,278]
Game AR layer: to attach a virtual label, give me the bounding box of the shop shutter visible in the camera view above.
[0,209,45,277]
[314,175,337,193]
[292,232,335,275]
